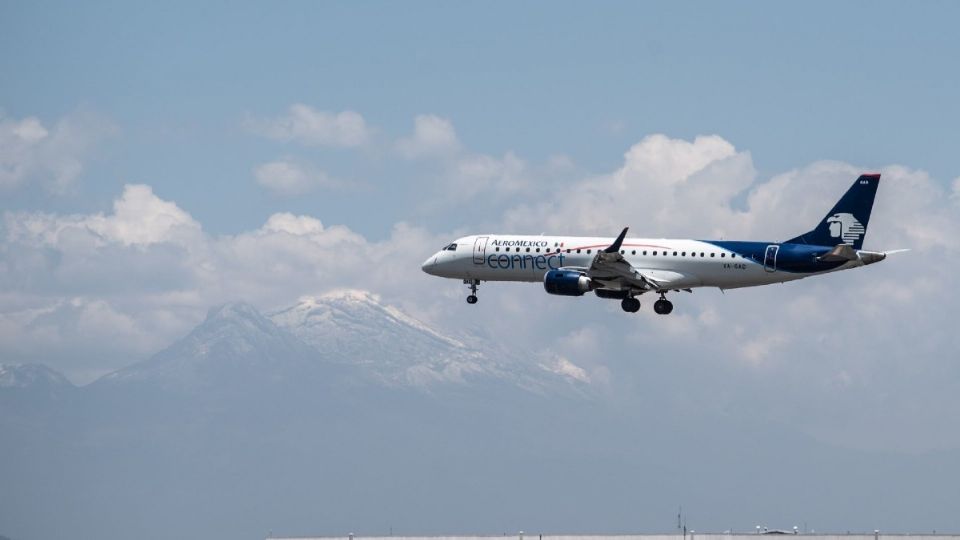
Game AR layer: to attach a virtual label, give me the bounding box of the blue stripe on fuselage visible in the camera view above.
[702,240,846,273]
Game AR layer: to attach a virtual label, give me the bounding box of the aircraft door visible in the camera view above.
[764,244,779,272]
[473,236,489,265]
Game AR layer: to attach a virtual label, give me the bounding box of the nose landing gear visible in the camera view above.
[465,279,480,304]
[653,292,674,315]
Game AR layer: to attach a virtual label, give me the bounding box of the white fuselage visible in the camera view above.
[422,234,864,292]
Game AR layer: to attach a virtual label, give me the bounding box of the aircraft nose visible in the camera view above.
[421,255,438,275]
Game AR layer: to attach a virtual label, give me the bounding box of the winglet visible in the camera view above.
[604,227,629,253]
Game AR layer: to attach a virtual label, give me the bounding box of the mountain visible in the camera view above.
[269,289,574,389]
[0,363,76,422]
[0,292,597,540]
[90,289,587,394]
[93,302,325,392]
[0,363,74,391]
[2,293,959,540]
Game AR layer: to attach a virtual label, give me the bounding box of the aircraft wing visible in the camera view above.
[560,227,698,293]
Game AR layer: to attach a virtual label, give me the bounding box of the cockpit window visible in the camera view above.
[442,243,457,251]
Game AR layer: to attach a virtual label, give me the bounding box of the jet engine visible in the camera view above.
[543,270,592,296]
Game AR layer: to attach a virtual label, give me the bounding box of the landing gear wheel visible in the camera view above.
[620,297,641,313]
[653,298,674,315]
[464,279,480,305]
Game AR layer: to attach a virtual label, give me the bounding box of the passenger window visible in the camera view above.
[673,251,678,256]
[701,252,705,257]
[577,249,581,253]
[643,251,647,255]
[710,253,715,257]
[566,249,571,253]
[516,247,520,252]
[721,253,726,257]
[620,250,625,254]
[653,251,657,256]
[495,247,500,252]
[682,252,686,256]
[587,249,592,254]
[731,254,736,258]
[631,250,636,255]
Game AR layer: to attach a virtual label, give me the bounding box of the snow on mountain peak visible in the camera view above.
[205,301,267,324]
[269,290,544,387]
[90,291,588,393]
[97,301,312,389]
[0,363,74,389]
[273,290,465,350]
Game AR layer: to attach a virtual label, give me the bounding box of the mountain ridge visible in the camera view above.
[72,289,591,394]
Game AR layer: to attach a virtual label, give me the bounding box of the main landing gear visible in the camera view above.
[465,279,479,304]
[620,297,641,313]
[621,293,672,315]
[653,292,674,315]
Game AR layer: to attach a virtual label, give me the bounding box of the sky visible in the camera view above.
[2,0,960,457]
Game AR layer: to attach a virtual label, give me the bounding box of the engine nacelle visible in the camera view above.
[543,270,592,296]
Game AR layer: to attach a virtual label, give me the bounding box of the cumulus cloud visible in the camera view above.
[0,298,165,383]
[396,114,460,159]
[0,109,115,193]
[0,184,443,382]
[245,104,371,148]
[7,184,201,248]
[491,133,960,450]
[253,158,341,195]
[503,134,753,235]
[452,151,530,199]
[3,132,959,452]
[392,114,563,211]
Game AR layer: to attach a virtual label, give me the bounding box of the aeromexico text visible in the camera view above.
[485,238,566,270]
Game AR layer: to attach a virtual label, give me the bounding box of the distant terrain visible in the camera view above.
[1,291,957,540]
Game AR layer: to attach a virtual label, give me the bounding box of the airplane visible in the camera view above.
[421,173,903,314]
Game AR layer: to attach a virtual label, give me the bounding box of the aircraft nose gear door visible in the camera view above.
[764,244,779,272]
[473,236,489,265]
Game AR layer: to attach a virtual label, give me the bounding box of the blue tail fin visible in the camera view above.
[786,174,880,250]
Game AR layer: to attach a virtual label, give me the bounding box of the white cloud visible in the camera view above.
[539,356,590,383]
[7,184,201,248]
[452,151,529,199]
[0,297,169,383]
[396,114,460,159]
[0,109,115,193]
[394,114,565,210]
[262,213,325,235]
[503,133,753,236]
[0,185,444,383]
[3,132,959,452]
[254,158,340,195]
[245,104,371,147]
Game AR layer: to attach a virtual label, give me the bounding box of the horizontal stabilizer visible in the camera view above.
[817,243,858,262]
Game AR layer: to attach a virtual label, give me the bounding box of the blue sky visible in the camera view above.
[3,1,958,236]
[2,1,960,455]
